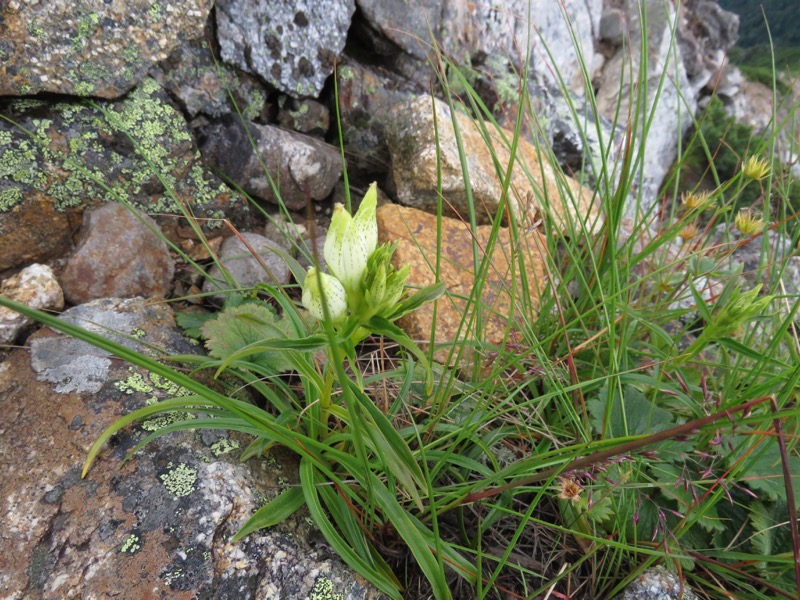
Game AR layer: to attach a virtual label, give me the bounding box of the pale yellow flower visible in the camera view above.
[681,190,711,210]
[735,209,767,236]
[679,223,700,241]
[741,156,770,181]
[556,477,583,503]
[302,267,347,322]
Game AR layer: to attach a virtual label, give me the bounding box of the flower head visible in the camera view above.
[679,223,700,241]
[681,190,711,211]
[742,156,770,181]
[324,183,378,294]
[556,477,583,503]
[735,209,767,236]
[302,267,347,322]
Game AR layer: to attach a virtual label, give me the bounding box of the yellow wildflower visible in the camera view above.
[741,156,770,181]
[735,209,767,236]
[681,190,711,210]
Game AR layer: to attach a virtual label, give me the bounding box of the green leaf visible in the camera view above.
[232,486,306,542]
[587,384,676,438]
[175,310,217,339]
[201,303,295,372]
[728,435,800,505]
[388,282,446,321]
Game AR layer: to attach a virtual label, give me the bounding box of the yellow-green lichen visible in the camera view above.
[0,131,12,146]
[210,438,240,457]
[120,533,142,554]
[148,3,162,20]
[141,410,195,432]
[0,187,24,211]
[309,578,344,600]
[160,462,197,498]
[338,66,355,81]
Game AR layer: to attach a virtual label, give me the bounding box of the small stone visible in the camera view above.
[0,264,64,344]
[377,203,547,367]
[202,233,291,302]
[277,97,330,136]
[60,203,174,305]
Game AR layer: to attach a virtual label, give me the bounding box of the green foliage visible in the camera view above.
[719,0,800,48]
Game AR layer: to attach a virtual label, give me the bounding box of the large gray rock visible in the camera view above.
[199,117,342,210]
[595,0,696,217]
[0,297,381,599]
[216,0,356,97]
[358,0,602,95]
[0,79,253,272]
[0,0,212,98]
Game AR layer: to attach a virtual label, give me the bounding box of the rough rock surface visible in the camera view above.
[0,79,252,271]
[203,232,291,302]
[0,264,64,345]
[0,0,213,98]
[0,298,381,599]
[613,566,697,599]
[149,38,267,120]
[679,0,740,96]
[216,0,356,97]
[385,95,599,230]
[377,203,547,366]
[595,0,695,215]
[359,0,601,95]
[199,116,341,210]
[60,203,175,305]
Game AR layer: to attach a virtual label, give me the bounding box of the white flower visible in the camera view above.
[302,267,347,322]
[324,183,378,294]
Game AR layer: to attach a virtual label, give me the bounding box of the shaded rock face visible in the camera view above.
[385,94,599,231]
[216,0,356,97]
[679,0,739,94]
[199,116,342,210]
[60,203,175,305]
[377,203,547,366]
[0,0,213,98]
[0,298,380,599]
[0,79,252,271]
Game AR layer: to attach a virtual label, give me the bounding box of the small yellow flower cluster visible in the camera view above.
[734,209,767,236]
[681,190,712,211]
[741,155,770,181]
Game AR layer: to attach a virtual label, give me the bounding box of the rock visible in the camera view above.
[203,233,291,302]
[613,566,697,599]
[150,37,267,120]
[595,0,696,216]
[0,264,64,345]
[0,0,212,98]
[358,0,601,95]
[678,0,739,95]
[215,0,356,98]
[336,61,419,181]
[0,297,380,599]
[60,203,174,305]
[199,116,342,210]
[385,94,599,230]
[277,97,330,136]
[0,80,253,271]
[377,203,547,366]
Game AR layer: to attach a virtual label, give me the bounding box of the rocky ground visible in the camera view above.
[0,1,793,598]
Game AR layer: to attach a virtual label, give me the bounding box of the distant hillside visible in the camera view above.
[718,0,800,47]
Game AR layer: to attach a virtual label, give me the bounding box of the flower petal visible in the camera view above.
[302,268,347,322]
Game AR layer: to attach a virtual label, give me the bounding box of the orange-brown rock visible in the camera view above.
[378,203,548,367]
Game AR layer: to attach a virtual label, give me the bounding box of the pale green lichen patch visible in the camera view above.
[309,578,344,600]
[160,462,197,497]
[141,410,195,432]
[120,533,142,554]
[0,187,23,211]
[210,438,240,457]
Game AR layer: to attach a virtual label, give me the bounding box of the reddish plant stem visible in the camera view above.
[462,396,772,505]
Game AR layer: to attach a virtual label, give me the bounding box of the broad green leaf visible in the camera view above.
[587,384,675,438]
[201,303,295,372]
[232,486,306,542]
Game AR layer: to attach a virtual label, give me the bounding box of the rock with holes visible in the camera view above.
[0,297,381,599]
[215,0,355,98]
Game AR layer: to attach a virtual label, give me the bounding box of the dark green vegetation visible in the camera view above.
[719,0,800,48]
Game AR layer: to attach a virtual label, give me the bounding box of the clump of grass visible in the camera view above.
[2,4,800,600]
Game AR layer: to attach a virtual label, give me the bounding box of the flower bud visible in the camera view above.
[302,268,347,322]
[324,183,379,294]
